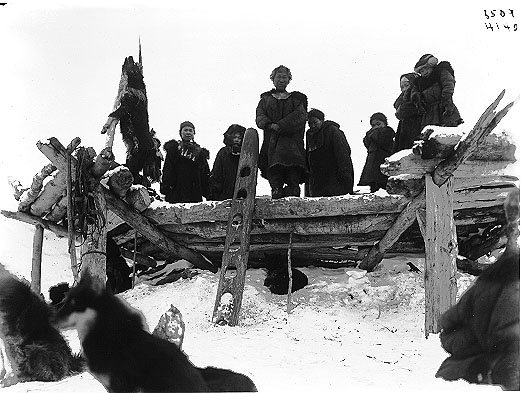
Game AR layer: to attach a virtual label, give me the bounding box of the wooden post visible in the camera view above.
[424,175,458,337]
[80,184,107,286]
[31,224,44,294]
[287,232,293,314]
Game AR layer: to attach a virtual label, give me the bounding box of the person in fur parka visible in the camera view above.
[392,72,423,153]
[358,112,395,193]
[160,121,210,203]
[435,188,520,391]
[410,54,463,129]
[209,124,246,201]
[305,109,354,197]
[256,65,308,199]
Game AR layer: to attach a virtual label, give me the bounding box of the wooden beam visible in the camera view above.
[31,224,44,294]
[424,175,458,337]
[102,187,218,273]
[1,210,69,237]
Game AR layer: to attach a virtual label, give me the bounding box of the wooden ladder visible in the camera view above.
[212,128,259,326]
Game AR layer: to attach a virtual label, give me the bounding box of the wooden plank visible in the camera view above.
[31,224,44,294]
[213,128,259,326]
[1,210,69,237]
[424,175,458,337]
[102,187,218,273]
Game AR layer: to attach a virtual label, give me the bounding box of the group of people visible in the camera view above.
[158,53,463,203]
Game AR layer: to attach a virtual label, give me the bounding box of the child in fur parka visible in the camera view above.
[160,121,210,203]
[358,112,395,193]
[209,124,246,201]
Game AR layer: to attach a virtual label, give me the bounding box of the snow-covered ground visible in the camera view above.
[0,214,502,392]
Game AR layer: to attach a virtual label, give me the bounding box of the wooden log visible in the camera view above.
[424,175,458,337]
[1,210,69,237]
[79,184,107,286]
[17,164,57,212]
[413,127,516,161]
[106,166,133,197]
[145,193,411,224]
[101,187,218,273]
[31,224,44,294]
[125,185,151,212]
[382,151,513,177]
[29,170,67,217]
[45,194,68,222]
[159,214,397,238]
[387,174,518,196]
[90,147,115,178]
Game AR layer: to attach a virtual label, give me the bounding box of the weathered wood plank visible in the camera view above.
[424,175,458,337]
[1,210,69,237]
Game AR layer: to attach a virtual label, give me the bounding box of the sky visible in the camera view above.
[0,0,519,204]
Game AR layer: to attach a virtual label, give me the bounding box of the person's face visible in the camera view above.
[370,119,386,129]
[418,66,433,77]
[400,78,411,93]
[180,126,195,141]
[308,117,323,131]
[231,132,243,147]
[273,71,290,91]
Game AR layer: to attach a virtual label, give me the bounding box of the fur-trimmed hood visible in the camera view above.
[260,90,308,108]
[163,139,209,162]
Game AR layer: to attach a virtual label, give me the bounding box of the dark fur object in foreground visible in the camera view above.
[56,272,256,392]
[197,366,257,392]
[0,264,84,386]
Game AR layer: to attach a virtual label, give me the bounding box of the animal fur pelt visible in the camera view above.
[0,264,84,387]
[103,56,161,186]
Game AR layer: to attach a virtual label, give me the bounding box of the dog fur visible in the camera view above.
[0,263,84,387]
[55,271,210,392]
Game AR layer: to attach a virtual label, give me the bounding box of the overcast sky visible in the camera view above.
[0,0,519,204]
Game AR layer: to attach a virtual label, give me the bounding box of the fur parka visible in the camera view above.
[358,126,395,187]
[305,120,354,197]
[255,90,308,182]
[436,246,520,390]
[392,87,423,153]
[160,139,210,203]
[411,61,463,129]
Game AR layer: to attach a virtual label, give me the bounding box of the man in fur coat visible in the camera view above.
[436,188,520,390]
[256,65,308,199]
[411,54,463,129]
[160,121,210,203]
[209,124,246,201]
[305,109,354,197]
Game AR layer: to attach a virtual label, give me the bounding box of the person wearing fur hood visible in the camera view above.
[392,72,423,153]
[160,121,210,203]
[256,65,308,199]
[209,124,246,201]
[305,109,354,197]
[410,54,463,129]
[358,112,395,193]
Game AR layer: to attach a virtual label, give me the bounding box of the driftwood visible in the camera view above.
[29,170,67,217]
[360,90,516,272]
[17,164,56,212]
[31,224,44,294]
[45,194,69,222]
[412,127,516,160]
[1,210,69,237]
[8,177,26,201]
